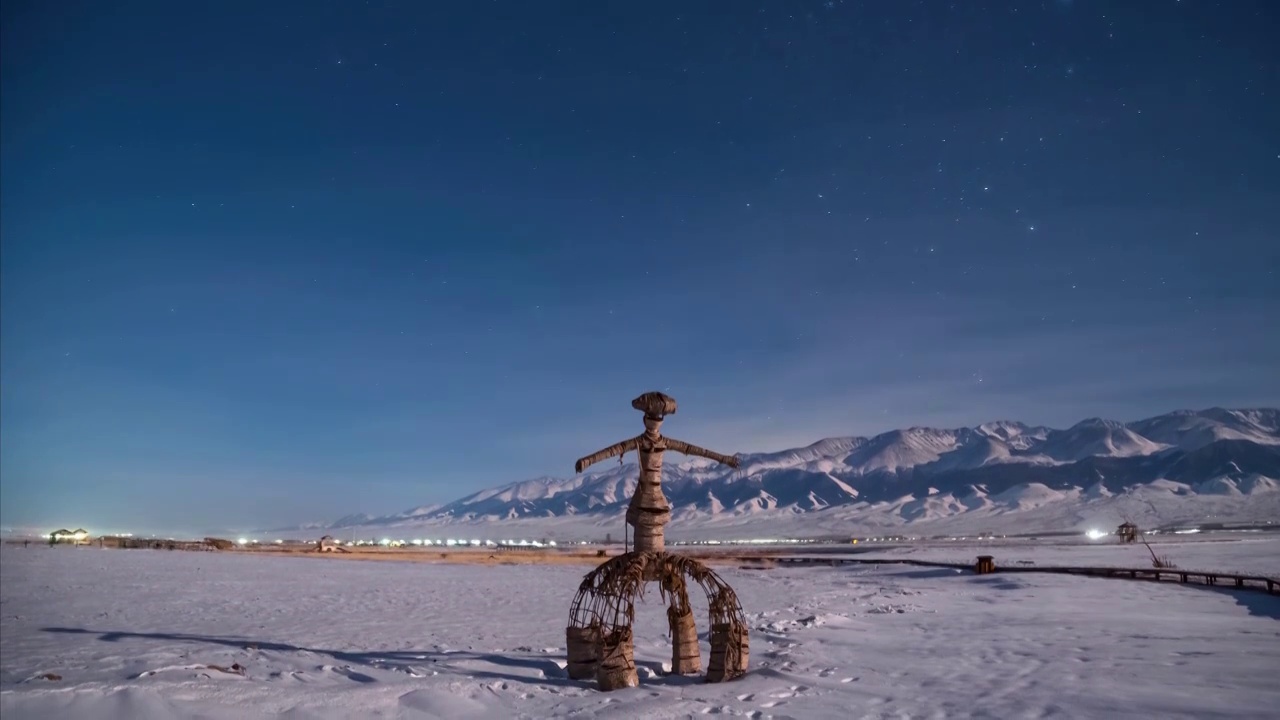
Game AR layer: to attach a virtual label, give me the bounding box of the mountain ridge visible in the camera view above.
[280,407,1280,537]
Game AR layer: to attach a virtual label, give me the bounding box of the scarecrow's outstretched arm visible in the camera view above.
[575,436,641,474]
[664,437,740,468]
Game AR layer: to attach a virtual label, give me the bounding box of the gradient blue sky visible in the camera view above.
[2,1,1277,534]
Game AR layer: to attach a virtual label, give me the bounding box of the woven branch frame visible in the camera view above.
[566,551,749,687]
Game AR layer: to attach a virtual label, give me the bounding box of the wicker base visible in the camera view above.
[669,607,701,675]
[565,625,600,680]
[566,551,749,691]
[706,622,749,683]
[596,628,638,691]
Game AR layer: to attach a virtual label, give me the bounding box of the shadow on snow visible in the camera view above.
[38,627,710,688]
[39,627,577,687]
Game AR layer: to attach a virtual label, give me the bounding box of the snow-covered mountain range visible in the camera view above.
[286,408,1280,540]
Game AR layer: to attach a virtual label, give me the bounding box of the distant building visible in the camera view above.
[1116,522,1138,543]
[49,528,90,545]
[204,537,236,551]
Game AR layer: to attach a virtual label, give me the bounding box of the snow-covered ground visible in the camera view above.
[2,544,1278,719]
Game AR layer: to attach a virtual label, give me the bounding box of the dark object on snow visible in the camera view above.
[1116,522,1138,543]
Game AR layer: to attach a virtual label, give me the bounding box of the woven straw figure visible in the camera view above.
[566,392,749,690]
[573,392,739,553]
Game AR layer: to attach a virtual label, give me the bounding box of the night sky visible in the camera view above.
[2,1,1277,534]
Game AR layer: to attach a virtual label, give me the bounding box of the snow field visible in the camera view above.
[2,544,1277,719]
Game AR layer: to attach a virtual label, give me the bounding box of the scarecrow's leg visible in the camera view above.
[669,597,701,674]
[596,627,639,691]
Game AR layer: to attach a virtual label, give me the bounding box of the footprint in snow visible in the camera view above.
[322,665,377,683]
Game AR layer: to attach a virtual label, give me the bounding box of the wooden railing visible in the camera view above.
[768,556,1279,595]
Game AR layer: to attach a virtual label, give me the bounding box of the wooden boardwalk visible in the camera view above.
[769,555,1280,596]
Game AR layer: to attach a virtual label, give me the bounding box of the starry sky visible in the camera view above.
[2,0,1277,534]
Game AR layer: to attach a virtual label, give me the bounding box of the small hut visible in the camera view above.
[317,535,348,553]
[204,537,236,551]
[49,528,90,545]
[1116,522,1138,544]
